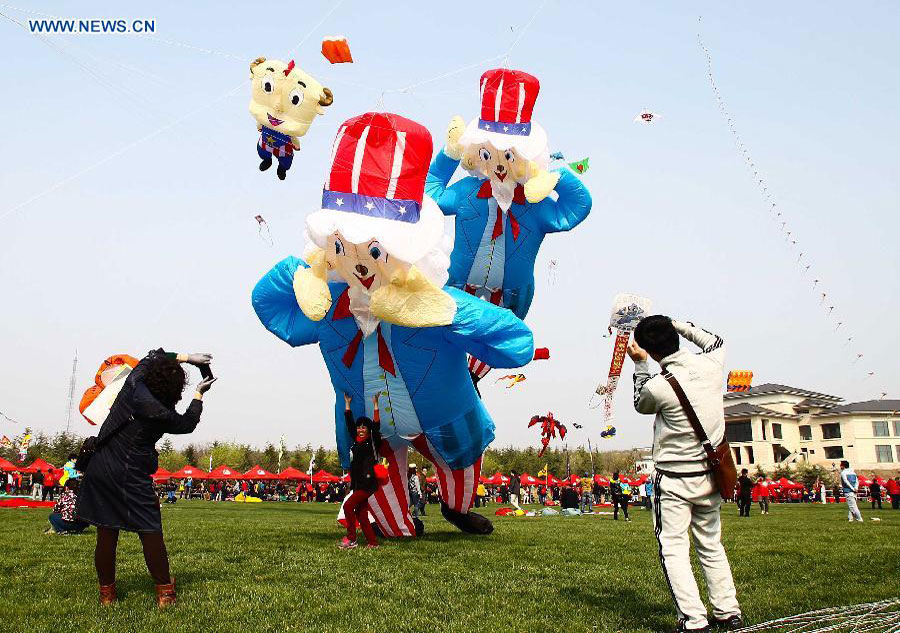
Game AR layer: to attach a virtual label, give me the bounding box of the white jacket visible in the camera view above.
[632,321,726,474]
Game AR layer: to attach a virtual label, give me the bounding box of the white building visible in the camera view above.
[723,383,900,472]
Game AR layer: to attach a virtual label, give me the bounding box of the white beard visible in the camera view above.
[347,285,379,337]
[490,177,517,211]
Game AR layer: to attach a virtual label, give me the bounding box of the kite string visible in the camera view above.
[697,17,885,395]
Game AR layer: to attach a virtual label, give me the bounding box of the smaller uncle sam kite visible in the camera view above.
[249,56,334,180]
[592,293,651,421]
[253,111,533,539]
[427,68,592,383]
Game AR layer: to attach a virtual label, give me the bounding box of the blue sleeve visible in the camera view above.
[251,256,320,347]
[442,287,534,368]
[425,149,467,216]
[537,169,592,233]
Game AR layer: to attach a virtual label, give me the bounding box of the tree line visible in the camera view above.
[0,428,838,488]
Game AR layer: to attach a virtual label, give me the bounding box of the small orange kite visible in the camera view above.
[321,36,353,64]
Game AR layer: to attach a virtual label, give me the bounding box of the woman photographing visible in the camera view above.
[77,349,215,608]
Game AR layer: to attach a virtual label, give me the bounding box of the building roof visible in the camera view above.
[794,397,839,411]
[723,383,842,403]
[724,402,801,420]
[813,400,900,416]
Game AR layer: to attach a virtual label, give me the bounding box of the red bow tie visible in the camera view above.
[477,181,522,241]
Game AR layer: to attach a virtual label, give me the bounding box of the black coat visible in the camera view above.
[345,410,381,493]
[78,350,202,532]
[738,475,753,498]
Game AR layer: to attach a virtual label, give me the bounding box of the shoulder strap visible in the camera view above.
[661,370,719,465]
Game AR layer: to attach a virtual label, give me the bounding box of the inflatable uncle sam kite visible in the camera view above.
[252,112,534,537]
[426,69,592,382]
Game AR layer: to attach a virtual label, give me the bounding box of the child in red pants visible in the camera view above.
[339,393,381,549]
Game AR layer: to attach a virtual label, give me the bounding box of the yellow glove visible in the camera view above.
[524,168,560,203]
[371,266,455,327]
[293,249,331,321]
[445,115,466,160]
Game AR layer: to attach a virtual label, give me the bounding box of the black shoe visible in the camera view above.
[277,166,288,180]
[440,501,493,535]
[710,615,744,630]
[413,518,425,537]
[259,157,272,171]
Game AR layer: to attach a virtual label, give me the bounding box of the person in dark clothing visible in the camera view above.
[870,478,882,509]
[509,470,522,510]
[339,393,382,549]
[610,471,630,521]
[737,469,753,517]
[77,349,215,608]
[560,484,579,510]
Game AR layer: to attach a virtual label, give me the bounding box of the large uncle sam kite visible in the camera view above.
[253,112,533,537]
[426,68,592,382]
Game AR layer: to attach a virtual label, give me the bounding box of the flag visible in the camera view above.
[18,433,32,462]
[208,454,213,471]
[537,464,548,478]
[568,157,590,175]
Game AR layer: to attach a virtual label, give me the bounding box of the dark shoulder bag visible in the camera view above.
[662,371,737,501]
[74,412,134,472]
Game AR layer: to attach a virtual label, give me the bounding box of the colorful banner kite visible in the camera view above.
[18,433,32,462]
[495,374,527,389]
[726,370,753,393]
[593,293,652,421]
[568,157,590,175]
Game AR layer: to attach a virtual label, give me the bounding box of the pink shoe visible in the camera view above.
[338,537,357,549]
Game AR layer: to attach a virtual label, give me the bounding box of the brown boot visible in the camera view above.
[99,582,117,606]
[155,576,176,609]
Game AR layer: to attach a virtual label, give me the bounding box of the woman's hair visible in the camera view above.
[144,355,187,408]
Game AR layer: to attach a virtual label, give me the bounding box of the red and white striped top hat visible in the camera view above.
[307,112,444,264]
[458,68,549,164]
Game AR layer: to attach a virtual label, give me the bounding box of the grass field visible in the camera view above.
[2,501,898,632]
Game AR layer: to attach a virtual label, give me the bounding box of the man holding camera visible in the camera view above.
[627,316,742,632]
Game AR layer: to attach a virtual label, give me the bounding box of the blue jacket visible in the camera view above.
[252,256,534,470]
[426,149,592,319]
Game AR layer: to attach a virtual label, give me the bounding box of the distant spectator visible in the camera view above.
[45,480,89,535]
[509,471,522,511]
[610,471,630,522]
[756,478,770,515]
[59,454,79,486]
[560,484,579,510]
[737,469,753,518]
[31,469,45,500]
[839,461,863,523]
[475,482,487,508]
[408,464,423,519]
[869,477,882,510]
[886,476,900,510]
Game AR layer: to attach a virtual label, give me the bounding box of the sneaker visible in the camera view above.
[671,619,711,633]
[710,615,744,630]
[337,537,357,549]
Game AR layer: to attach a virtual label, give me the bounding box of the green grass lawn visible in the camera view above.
[1,501,898,632]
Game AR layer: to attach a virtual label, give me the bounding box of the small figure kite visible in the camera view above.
[572,422,583,430]
[17,433,31,462]
[549,151,565,161]
[321,36,353,63]
[593,293,652,420]
[548,259,558,285]
[255,214,274,246]
[495,374,527,389]
[600,425,616,439]
[529,412,567,458]
[0,435,11,448]
[568,157,590,175]
[634,110,661,124]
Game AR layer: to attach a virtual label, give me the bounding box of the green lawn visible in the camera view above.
[2,502,898,632]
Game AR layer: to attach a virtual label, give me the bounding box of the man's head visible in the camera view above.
[634,315,679,362]
[511,470,517,476]
[741,468,748,475]
[840,460,850,469]
[68,453,77,461]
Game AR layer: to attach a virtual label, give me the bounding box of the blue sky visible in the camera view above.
[0,1,897,452]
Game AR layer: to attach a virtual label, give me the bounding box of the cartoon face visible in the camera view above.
[249,57,333,137]
[461,142,533,185]
[325,232,405,294]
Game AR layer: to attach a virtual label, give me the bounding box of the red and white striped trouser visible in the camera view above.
[338,435,483,538]
[464,284,503,379]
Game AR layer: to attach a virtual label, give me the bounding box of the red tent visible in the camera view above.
[170,465,208,480]
[243,465,276,480]
[278,467,309,481]
[0,457,17,472]
[151,467,171,483]
[204,465,241,480]
[21,458,56,474]
[856,475,872,487]
[544,473,561,486]
[593,475,610,486]
[520,472,539,486]
[311,469,339,483]
[486,472,509,485]
[426,475,438,483]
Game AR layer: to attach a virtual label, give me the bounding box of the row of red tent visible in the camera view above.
[3,458,892,490]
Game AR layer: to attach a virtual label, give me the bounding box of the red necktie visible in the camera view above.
[478,181,522,241]
[341,325,396,376]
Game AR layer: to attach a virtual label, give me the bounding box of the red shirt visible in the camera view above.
[886,479,900,495]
